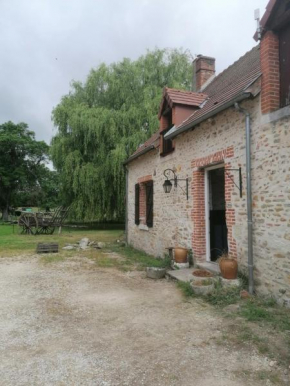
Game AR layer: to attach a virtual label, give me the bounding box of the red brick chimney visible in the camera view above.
[192,55,215,92]
[260,30,280,114]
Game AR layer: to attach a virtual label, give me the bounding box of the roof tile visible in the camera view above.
[131,131,160,157]
[166,88,207,106]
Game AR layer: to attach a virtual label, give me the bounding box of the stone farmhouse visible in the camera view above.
[124,0,290,303]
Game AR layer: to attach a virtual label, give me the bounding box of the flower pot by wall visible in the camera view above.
[146,267,166,279]
[219,257,238,280]
[174,248,188,263]
[191,280,214,295]
[192,269,213,278]
[191,269,214,285]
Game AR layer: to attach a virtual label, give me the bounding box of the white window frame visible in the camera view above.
[204,163,225,262]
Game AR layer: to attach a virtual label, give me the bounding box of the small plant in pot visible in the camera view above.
[218,253,238,280]
[191,278,214,295]
[191,269,214,285]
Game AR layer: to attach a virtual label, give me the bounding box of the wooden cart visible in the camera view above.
[18,207,70,235]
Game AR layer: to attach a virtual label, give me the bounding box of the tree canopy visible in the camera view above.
[51,48,193,221]
[0,121,58,219]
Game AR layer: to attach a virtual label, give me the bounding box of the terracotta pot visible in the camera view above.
[174,248,188,263]
[192,269,213,278]
[219,257,238,279]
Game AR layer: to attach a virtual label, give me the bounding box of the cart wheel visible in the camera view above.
[18,213,37,235]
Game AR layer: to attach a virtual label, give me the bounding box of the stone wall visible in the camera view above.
[251,107,290,305]
[127,94,290,305]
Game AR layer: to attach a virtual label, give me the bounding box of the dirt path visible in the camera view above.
[0,256,287,385]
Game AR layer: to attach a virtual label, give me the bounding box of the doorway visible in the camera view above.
[205,166,228,262]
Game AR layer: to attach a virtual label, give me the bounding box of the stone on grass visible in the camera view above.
[62,238,106,251]
[62,245,75,250]
[146,267,166,279]
[79,238,90,250]
[91,245,100,249]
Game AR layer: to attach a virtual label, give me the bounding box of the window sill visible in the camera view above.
[261,105,290,125]
[138,224,149,231]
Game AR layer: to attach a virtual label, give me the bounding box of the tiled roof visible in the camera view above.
[125,45,261,164]
[158,88,207,118]
[166,45,261,139]
[166,88,207,106]
[124,131,160,164]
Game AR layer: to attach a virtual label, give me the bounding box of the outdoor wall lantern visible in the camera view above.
[163,169,189,200]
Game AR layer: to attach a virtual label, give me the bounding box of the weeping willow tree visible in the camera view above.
[51,48,193,221]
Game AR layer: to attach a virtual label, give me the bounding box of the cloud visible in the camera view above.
[0,0,267,144]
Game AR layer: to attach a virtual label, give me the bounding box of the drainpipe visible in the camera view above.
[124,165,129,244]
[234,103,254,295]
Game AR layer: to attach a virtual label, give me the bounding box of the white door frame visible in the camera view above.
[204,163,225,262]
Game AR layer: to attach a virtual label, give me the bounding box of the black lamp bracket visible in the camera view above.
[163,169,189,200]
[225,167,242,198]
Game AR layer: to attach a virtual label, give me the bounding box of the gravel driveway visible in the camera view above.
[0,255,286,385]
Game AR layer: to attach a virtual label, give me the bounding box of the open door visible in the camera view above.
[206,166,228,262]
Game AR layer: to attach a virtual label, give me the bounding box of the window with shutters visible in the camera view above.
[135,180,153,228]
[135,184,140,225]
[145,181,153,227]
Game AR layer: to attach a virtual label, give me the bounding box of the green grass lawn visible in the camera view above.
[0,223,171,274]
[0,224,123,256]
[0,223,167,270]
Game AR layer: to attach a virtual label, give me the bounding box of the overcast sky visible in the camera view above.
[0,0,267,144]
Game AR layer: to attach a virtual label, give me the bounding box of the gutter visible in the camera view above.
[123,164,129,244]
[235,103,254,295]
[165,93,252,140]
[123,145,155,165]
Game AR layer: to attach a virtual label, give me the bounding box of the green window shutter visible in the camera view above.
[146,181,153,228]
[135,184,140,225]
